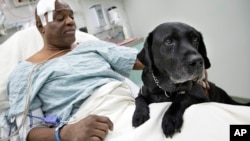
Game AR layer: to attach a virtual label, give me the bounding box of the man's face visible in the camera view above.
[43,1,76,48]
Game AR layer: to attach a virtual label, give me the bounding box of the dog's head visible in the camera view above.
[138,22,211,92]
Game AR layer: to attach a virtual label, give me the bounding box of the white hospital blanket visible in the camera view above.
[69,81,250,141]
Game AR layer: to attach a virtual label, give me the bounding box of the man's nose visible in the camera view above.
[65,16,75,25]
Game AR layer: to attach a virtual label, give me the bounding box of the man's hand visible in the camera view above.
[198,70,210,96]
[61,115,113,141]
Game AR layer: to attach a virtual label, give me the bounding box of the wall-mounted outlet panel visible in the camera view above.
[13,0,38,7]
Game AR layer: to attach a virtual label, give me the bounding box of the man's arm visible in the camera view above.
[27,127,55,141]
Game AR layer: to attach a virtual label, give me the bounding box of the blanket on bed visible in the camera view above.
[69,81,250,141]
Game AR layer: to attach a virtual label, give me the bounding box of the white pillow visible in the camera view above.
[0,26,98,113]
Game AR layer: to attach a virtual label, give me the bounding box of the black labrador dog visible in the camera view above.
[132,22,250,138]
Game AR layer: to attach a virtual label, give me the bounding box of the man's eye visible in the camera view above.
[165,39,173,45]
[55,16,64,21]
[70,15,74,20]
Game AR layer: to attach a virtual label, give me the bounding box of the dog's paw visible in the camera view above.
[161,112,183,138]
[132,107,150,127]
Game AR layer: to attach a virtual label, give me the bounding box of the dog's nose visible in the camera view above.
[189,56,203,68]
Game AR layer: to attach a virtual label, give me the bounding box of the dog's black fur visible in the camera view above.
[132,22,250,138]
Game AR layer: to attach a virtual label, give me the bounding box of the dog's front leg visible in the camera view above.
[132,94,150,127]
[162,90,207,137]
[161,94,189,138]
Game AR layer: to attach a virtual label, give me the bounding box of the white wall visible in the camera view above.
[123,0,250,99]
[0,1,36,28]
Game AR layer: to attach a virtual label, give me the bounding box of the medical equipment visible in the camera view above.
[107,6,120,25]
[28,115,60,125]
[89,4,106,27]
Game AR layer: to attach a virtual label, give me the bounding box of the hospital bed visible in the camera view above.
[0,26,250,141]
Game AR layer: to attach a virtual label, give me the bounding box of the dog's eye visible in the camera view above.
[193,37,199,42]
[165,39,173,45]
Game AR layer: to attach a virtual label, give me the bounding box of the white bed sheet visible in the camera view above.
[69,81,250,141]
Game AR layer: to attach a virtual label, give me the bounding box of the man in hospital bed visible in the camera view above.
[1,0,144,140]
[1,0,250,141]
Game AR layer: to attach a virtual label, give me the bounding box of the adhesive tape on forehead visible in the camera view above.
[37,0,56,26]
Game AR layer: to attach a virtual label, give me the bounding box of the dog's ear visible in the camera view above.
[137,32,153,70]
[198,32,211,69]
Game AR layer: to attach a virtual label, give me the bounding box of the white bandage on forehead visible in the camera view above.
[37,0,56,26]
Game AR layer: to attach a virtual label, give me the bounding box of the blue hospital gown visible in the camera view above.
[7,40,138,122]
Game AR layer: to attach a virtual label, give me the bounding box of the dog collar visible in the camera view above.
[151,72,186,97]
[151,72,170,97]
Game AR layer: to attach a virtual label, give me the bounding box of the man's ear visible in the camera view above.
[137,32,153,71]
[35,8,44,34]
[198,32,211,69]
[36,21,45,33]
